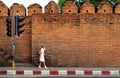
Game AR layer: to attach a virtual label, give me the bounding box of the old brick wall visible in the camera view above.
[0,16,9,53]
[0,16,12,50]
[115,4,120,13]
[45,1,60,13]
[80,0,95,13]
[28,3,42,16]
[32,13,120,67]
[62,1,78,13]
[97,0,113,13]
[0,1,8,16]
[14,17,31,62]
[10,3,26,16]
[0,16,31,63]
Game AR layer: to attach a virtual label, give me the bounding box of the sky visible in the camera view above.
[2,0,58,8]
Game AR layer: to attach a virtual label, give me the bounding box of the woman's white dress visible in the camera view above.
[39,48,45,62]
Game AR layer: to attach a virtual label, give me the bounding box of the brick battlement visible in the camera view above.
[0,0,120,16]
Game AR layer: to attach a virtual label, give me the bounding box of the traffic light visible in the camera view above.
[6,18,12,36]
[16,15,25,36]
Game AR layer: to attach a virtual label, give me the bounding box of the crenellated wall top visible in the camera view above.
[0,0,120,16]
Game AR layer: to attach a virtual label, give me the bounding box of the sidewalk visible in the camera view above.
[0,67,120,76]
[0,67,120,70]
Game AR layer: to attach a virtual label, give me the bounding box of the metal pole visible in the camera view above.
[11,12,15,70]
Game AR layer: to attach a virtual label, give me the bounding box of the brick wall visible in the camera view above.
[0,16,31,63]
[10,3,26,16]
[0,1,8,16]
[80,0,95,13]
[1,0,120,16]
[115,4,120,13]
[45,1,60,13]
[32,13,120,67]
[28,3,42,16]
[14,17,31,62]
[97,0,113,13]
[62,1,78,13]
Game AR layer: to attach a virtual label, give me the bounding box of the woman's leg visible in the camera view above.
[43,61,46,67]
[43,61,48,69]
[39,61,42,68]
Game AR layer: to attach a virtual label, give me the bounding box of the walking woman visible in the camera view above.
[38,45,48,69]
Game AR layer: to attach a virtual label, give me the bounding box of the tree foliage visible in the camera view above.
[58,0,120,8]
[58,0,67,9]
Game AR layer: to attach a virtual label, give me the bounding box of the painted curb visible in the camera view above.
[0,70,120,76]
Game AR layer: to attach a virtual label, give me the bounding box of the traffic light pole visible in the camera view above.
[7,13,25,70]
[11,12,15,70]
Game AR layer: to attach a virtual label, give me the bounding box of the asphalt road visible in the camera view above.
[34,76,120,78]
[0,76,120,78]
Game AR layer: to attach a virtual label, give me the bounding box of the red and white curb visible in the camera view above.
[0,70,120,76]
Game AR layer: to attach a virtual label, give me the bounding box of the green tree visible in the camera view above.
[58,0,67,9]
[58,0,120,8]
[90,0,120,6]
[74,0,84,7]
[109,0,120,6]
[90,0,103,6]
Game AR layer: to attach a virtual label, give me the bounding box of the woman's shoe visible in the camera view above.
[44,66,48,69]
[39,65,42,69]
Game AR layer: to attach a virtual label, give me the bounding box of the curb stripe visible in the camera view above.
[50,70,58,75]
[76,70,84,75]
[102,70,110,75]
[0,70,120,76]
[16,70,24,75]
[59,70,67,75]
[7,70,15,75]
[24,70,33,75]
[33,70,41,75]
[67,70,75,75]
[110,71,119,75]
[41,70,49,75]
[84,70,92,75]
[0,70,7,75]
[93,71,101,75]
